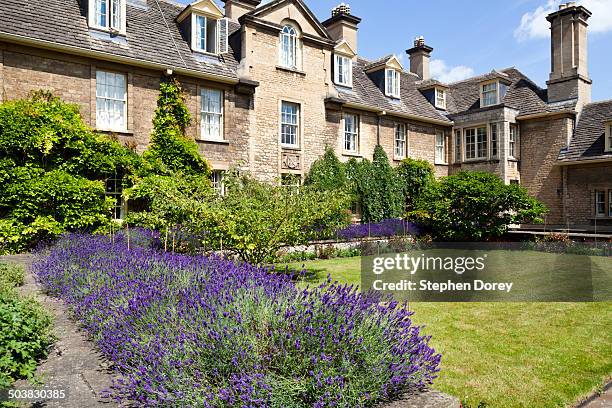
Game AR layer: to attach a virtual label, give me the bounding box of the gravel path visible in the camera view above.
[2,254,118,408]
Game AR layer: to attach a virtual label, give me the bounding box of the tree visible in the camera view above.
[352,145,403,223]
[304,146,347,191]
[143,76,210,177]
[413,171,548,241]
[395,158,435,213]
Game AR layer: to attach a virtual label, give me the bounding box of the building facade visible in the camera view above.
[0,0,610,231]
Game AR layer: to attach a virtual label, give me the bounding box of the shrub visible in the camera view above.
[336,219,419,240]
[413,172,548,241]
[395,158,435,213]
[0,263,53,389]
[304,146,347,191]
[35,234,441,407]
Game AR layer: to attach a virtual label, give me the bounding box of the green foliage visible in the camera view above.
[351,146,403,223]
[395,158,435,213]
[144,77,210,177]
[0,294,54,389]
[0,92,134,253]
[304,146,347,191]
[0,263,53,389]
[413,171,548,240]
[196,174,352,264]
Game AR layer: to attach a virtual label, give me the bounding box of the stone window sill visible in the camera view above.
[281,145,301,151]
[342,152,362,158]
[97,129,133,136]
[276,66,306,76]
[197,139,230,145]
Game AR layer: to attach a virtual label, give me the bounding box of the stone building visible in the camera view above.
[0,0,610,230]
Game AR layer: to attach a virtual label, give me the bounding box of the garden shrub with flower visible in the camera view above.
[34,233,441,407]
[336,219,419,240]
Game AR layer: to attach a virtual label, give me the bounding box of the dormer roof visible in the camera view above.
[558,100,612,163]
[364,55,403,73]
[417,79,449,91]
[334,40,356,57]
[176,0,224,23]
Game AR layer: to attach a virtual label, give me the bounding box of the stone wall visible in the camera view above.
[564,162,612,226]
[520,114,573,225]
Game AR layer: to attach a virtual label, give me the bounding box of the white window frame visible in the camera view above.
[96,70,127,132]
[385,69,401,99]
[211,170,225,196]
[490,123,498,158]
[435,88,446,110]
[464,126,488,160]
[344,113,359,153]
[394,123,407,160]
[200,87,224,141]
[605,123,612,152]
[480,81,499,107]
[455,129,462,163]
[89,0,126,33]
[280,101,300,147]
[595,190,606,217]
[280,25,299,69]
[192,14,220,54]
[509,124,518,159]
[334,55,352,87]
[435,131,446,164]
[105,177,126,220]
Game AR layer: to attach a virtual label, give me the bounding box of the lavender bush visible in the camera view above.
[34,234,440,407]
[336,219,419,240]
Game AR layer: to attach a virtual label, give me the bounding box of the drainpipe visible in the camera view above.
[377,111,387,145]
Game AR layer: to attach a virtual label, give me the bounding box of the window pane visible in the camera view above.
[344,114,358,151]
[206,18,217,53]
[395,124,405,158]
[110,0,120,29]
[595,191,605,216]
[95,0,107,27]
[281,102,299,146]
[201,88,223,140]
[435,132,445,162]
[96,70,126,131]
[455,130,461,162]
[196,16,206,51]
[490,123,498,157]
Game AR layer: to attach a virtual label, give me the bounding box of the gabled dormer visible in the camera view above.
[479,71,511,108]
[333,40,356,88]
[418,80,449,110]
[177,0,229,55]
[88,0,127,35]
[365,55,403,99]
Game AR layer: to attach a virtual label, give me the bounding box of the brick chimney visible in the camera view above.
[406,36,433,80]
[546,2,592,108]
[222,0,261,21]
[322,3,362,53]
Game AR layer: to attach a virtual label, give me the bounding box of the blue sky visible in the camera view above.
[180,0,612,102]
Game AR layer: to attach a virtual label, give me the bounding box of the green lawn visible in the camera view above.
[279,256,612,408]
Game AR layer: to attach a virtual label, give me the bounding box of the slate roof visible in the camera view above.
[558,100,612,163]
[445,67,577,117]
[335,57,451,124]
[0,0,240,80]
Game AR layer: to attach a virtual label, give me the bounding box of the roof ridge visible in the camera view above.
[445,68,515,86]
[585,99,612,106]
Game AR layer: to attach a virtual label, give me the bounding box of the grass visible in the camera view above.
[279,255,612,408]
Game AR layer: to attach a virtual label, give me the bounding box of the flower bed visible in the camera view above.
[336,219,419,240]
[34,233,440,407]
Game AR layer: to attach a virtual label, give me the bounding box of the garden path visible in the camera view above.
[2,254,118,408]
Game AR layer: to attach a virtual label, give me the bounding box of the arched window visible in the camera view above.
[280,25,298,69]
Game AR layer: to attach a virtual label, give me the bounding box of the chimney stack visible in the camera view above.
[406,36,433,80]
[222,0,261,21]
[546,2,592,108]
[322,3,362,53]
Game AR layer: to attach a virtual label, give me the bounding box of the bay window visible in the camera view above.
[395,123,406,159]
[465,126,488,160]
[455,130,462,163]
[280,101,300,147]
[96,70,126,131]
[334,55,352,87]
[201,88,224,141]
[385,69,401,98]
[344,113,359,152]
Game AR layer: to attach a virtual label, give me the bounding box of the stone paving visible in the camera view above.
[2,254,117,408]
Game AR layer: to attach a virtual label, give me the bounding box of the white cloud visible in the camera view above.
[430,59,475,83]
[514,0,612,42]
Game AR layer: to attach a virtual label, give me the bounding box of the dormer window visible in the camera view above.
[334,55,352,87]
[480,80,508,107]
[280,25,300,69]
[605,122,612,152]
[177,1,228,55]
[435,88,446,109]
[385,69,401,99]
[89,0,125,33]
